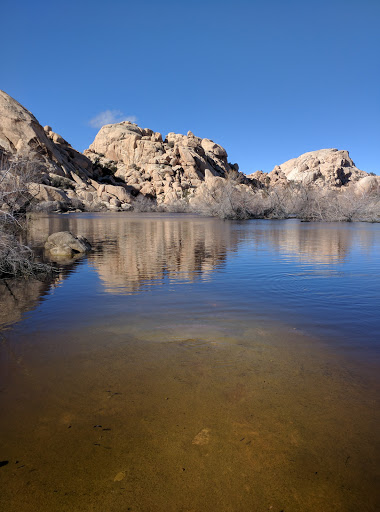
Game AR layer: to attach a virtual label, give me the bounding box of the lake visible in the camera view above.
[0,213,379,512]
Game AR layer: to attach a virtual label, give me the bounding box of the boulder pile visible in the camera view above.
[84,122,240,204]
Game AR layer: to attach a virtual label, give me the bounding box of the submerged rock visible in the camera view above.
[44,231,92,258]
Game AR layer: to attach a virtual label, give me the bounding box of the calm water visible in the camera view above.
[0,213,379,512]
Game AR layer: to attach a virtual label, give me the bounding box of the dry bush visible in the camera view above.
[0,155,51,277]
[284,185,380,222]
[0,231,49,277]
[158,199,190,213]
[188,171,380,223]
[0,154,43,217]
[132,195,157,212]
[190,171,267,219]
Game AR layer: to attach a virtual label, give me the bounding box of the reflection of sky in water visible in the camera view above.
[6,215,380,358]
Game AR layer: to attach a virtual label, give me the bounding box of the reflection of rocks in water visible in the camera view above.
[89,217,239,294]
[0,267,78,330]
[255,223,377,264]
[26,214,379,294]
[0,279,49,329]
[27,214,242,294]
[29,217,235,293]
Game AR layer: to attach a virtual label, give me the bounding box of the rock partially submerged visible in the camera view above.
[44,231,91,259]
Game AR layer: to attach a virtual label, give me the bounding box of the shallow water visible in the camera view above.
[0,213,379,511]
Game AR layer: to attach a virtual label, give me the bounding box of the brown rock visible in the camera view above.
[269,149,367,188]
[44,231,91,258]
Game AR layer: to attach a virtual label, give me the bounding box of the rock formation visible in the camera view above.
[0,90,92,180]
[0,90,378,214]
[0,91,137,212]
[84,122,240,204]
[248,149,368,188]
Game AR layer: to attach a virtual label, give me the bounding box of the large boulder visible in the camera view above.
[44,231,92,258]
[354,175,380,195]
[28,183,70,203]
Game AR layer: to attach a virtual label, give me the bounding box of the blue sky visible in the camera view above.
[1,0,379,174]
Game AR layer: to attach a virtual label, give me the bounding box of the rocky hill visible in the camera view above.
[84,121,240,205]
[0,90,378,214]
[248,148,369,189]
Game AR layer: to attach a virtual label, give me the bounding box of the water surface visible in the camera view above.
[0,213,379,511]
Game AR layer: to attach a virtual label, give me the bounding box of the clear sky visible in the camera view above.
[1,0,379,174]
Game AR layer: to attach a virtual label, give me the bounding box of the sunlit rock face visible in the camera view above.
[249,149,368,189]
[84,123,239,204]
[354,175,380,195]
[0,91,137,212]
[0,90,92,180]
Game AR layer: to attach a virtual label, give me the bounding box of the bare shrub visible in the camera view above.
[132,195,157,212]
[0,232,49,277]
[190,171,270,219]
[287,185,380,222]
[0,154,43,216]
[188,171,380,223]
[0,155,51,277]
[158,199,190,213]
[33,200,64,213]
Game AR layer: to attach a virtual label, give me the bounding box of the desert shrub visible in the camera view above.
[158,199,190,213]
[33,200,64,213]
[190,171,269,220]
[49,174,75,190]
[188,171,380,223]
[92,157,118,177]
[0,231,49,277]
[82,201,107,212]
[0,155,51,277]
[132,195,157,212]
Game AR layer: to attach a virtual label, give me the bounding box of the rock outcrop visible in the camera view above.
[0,90,377,213]
[0,91,138,212]
[248,149,368,189]
[354,174,380,195]
[0,90,92,180]
[84,122,239,204]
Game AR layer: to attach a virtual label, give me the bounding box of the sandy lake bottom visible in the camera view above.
[0,213,379,511]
